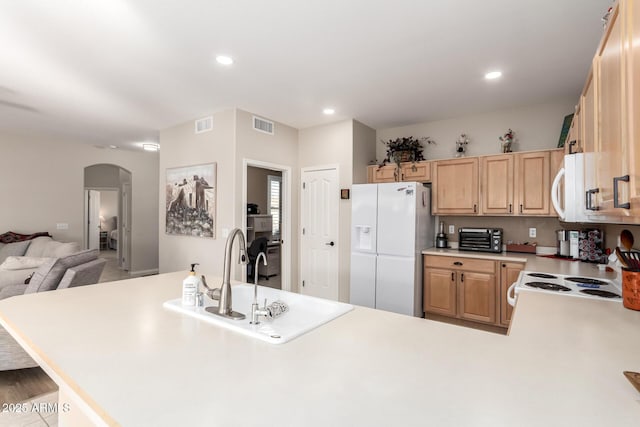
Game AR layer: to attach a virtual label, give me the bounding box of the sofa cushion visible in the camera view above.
[24,237,80,258]
[0,256,55,271]
[0,241,31,264]
[24,249,99,294]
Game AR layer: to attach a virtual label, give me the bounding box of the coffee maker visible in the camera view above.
[436,221,448,248]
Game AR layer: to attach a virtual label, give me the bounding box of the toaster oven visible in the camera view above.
[458,228,503,253]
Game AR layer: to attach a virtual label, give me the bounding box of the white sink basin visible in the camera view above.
[163,284,353,344]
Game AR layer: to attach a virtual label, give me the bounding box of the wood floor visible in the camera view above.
[0,367,57,404]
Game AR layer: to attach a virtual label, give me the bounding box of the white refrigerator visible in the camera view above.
[350,182,434,317]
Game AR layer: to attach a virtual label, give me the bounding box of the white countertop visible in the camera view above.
[1,271,639,426]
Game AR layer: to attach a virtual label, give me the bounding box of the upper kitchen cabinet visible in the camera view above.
[432,158,479,215]
[593,2,625,216]
[367,161,432,183]
[564,105,582,155]
[480,154,514,215]
[581,70,597,154]
[582,0,640,221]
[480,149,561,216]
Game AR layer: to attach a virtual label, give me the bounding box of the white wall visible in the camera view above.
[0,131,159,274]
[234,109,299,288]
[159,109,236,276]
[352,120,376,184]
[376,98,576,162]
[99,190,118,223]
[298,120,353,302]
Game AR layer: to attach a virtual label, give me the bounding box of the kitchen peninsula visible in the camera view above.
[0,271,639,426]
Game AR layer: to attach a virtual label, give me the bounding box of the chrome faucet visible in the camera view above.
[250,252,268,324]
[206,228,248,320]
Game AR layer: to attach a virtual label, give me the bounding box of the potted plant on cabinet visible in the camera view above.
[379,136,436,169]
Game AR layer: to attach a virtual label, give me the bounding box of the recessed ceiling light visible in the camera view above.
[485,71,502,80]
[323,108,335,115]
[216,55,234,65]
[109,145,118,149]
[142,143,159,152]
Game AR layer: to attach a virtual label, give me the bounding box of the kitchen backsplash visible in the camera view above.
[439,216,640,252]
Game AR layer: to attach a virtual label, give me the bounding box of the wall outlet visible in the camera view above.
[448,225,455,234]
[56,223,69,230]
[529,228,537,238]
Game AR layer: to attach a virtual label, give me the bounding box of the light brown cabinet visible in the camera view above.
[480,149,560,216]
[432,158,479,215]
[499,262,524,327]
[574,0,640,222]
[367,161,431,183]
[423,255,496,326]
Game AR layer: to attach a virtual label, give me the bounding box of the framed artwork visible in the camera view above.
[165,163,216,238]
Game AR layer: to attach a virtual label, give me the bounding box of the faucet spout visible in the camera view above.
[251,251,268,324]
[216,228,247,319]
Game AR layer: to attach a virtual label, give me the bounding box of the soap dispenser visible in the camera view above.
[182,263,200,306]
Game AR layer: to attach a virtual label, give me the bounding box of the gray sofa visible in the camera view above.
[0,237,107,370]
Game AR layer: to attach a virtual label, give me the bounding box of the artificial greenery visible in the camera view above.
[380,136,435,167]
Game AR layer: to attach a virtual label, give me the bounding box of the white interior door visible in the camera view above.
[300,167,339,300]
[86,190,100,250]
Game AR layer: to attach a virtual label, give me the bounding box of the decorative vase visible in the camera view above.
[394,151,412,163]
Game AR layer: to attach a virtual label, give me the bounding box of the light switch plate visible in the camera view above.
[448,225,455,234]
[222,228,229,238]
[529,228,537,238]
[56,223,68,230]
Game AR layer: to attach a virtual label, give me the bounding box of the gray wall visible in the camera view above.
[0,131,159,274]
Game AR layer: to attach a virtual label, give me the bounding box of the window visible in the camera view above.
[267,175,281,235]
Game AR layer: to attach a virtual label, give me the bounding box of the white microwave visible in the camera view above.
[551,153,596,223]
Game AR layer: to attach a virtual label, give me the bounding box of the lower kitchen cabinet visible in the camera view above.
[499,262,525,327]
[423,255,497,326]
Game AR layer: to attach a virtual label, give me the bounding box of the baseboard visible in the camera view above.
[129,269,159,277]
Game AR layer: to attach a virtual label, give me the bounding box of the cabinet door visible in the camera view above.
[423,267,456,317]
[581,71,597,154]
[499,262,524,327]
[594,5,626,215]
[515,151,550,215]
[400,161,431,182]
[458,271,496,324]
[627,0,640,215]
[367,165,397,183]
[481,154,514,215]
[432,158,479,215]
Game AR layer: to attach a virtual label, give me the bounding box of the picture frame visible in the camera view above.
[165,163,217,238]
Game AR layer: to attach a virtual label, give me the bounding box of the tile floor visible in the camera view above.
[98,249,130,283]
[0,391,58,427]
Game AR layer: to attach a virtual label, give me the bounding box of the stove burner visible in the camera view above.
[579,289,621,298]
[526,272,558,279]
[524,282,571,292]
[564,277,608,286]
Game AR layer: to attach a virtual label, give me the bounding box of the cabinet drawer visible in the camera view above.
[424,255,496,274]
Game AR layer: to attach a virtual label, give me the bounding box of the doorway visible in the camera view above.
[300,165,339,300]
[84,164,132,275]
[242,159,292,292]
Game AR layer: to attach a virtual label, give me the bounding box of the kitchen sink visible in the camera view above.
[163,284,353,344]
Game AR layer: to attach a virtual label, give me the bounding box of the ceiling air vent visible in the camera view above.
[253,116,274,135]
[195,116,213,134]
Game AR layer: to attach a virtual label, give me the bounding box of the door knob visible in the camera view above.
[325,241,335,246]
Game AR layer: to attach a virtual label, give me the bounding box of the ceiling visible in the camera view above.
[0,0,611,150]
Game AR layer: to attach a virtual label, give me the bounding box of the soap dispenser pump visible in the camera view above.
[182,263,200,306]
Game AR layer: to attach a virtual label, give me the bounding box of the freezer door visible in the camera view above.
[377,182,416,257]
[376,255,418,316]
[351,184,378,253]
[350,252,376,308]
